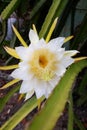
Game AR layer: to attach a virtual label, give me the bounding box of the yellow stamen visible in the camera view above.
[4,46,19,59]
[0,64,18,70]
[32,24,38,34]
[12,25,28,47]
[0,79,20,89]
[74,57,87,62]
[46,17,58,43]
[64,36,74,43]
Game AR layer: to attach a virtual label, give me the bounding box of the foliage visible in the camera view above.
[0,0,87,130]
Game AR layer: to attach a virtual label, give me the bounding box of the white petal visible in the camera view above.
[31,38,46,50]
[37,38,46,47]
[20,77,45,99]
[35,88,44,99]
[44,87,52,98]
[49,75,60,89]
[61,56,74,68]
[42,82,53,98]
[64,50,79,56]
[25,90,34,100]
[15,46,30,61]
[10,68,22,79]
[48,37,65,48]
[19,61,29,69]
[55,48,65,60]
[10,67,33,80]
[56,64,66,76]
[20,80,33,93]
[45,76,61,98]
[34,80,46,99]
[29,29,39,44]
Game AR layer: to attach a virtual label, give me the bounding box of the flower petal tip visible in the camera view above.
[64,35,74,43]
[0,79,20,90]
[74,57,87,62]
[4,46,20,59]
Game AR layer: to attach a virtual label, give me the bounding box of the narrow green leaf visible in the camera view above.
[77,94,87,107]
[78,71,87,95]
[1,96,44,130]
[1,0,21,20]
[28,60,87,130]
[1,96,37,130]
[71,13,87,50]
[0,85,20,112]
[30,0,47,19]
[67,91,73,130]
[0,20,6,44]
[54,0,69,18]
[39,0,61,38]
[77,71,87,106]
[74,114,86,130]
[53,0,79,36]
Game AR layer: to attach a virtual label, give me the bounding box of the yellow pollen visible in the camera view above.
[29,48,57,81]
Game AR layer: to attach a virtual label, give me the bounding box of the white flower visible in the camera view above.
[11,29,78,100]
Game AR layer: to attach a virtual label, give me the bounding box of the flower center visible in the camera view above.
[29,48,57,81]
[39,55,48,68]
